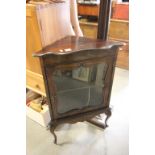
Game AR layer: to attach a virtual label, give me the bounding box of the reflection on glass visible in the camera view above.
[52,63,108,114]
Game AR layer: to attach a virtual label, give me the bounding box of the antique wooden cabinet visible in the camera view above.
[27,0,124,144]
[33,36,123,144]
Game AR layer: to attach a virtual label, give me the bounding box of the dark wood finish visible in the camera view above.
[34,36,122,144]
[33,36,123,57]
[87,107,112,129]
[97,0,111,40]
[45,58,111,119]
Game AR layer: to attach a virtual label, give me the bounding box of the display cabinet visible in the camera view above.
[34,36,123,144]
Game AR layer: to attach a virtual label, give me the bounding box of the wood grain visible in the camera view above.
[78,4,99,16]
[79,20,129,69]
[26,4,43,74]
[33,36,123,57]
[108,19,129,41]
[26,69,46,96]
[36,36,121,144]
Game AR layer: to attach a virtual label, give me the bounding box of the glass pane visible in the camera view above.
[52,63,108,114]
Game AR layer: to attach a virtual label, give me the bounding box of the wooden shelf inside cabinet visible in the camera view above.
[33,36,123,144]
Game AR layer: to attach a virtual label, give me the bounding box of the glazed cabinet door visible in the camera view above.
[45,57,115,119]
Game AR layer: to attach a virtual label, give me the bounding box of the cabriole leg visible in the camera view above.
[104,108,112,127]
[50,125,57,144]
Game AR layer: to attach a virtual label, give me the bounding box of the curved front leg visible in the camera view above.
[50,125,57,144]
[104,108,112,127]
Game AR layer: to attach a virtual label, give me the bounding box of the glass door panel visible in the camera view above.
[52,63,108,114]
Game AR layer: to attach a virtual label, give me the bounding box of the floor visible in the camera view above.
[26,67,129,155]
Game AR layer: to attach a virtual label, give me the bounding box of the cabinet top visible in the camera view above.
[33,36,123,57]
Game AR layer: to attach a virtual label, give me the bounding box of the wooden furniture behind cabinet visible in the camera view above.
[78,3,99,16]
[26,4,46,96]
[108,19,129,69]
[79,19,129,69]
